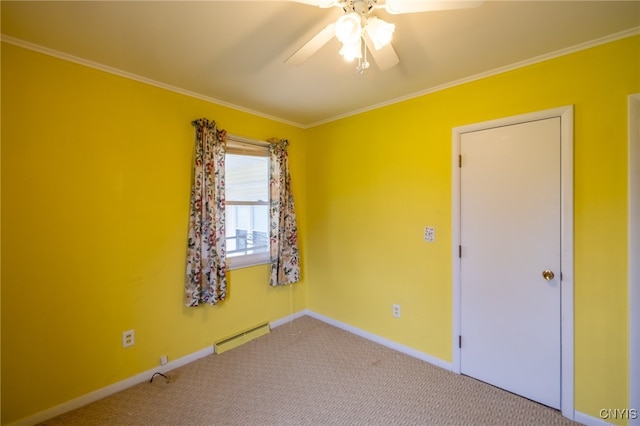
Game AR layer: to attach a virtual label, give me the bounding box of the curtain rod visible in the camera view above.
[191,120,271,147]
[227,133,271,148]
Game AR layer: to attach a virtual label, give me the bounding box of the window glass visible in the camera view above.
[226,155,268,202]
[225,152,270,266]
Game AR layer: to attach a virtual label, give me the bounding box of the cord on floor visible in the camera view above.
[149,372,173,383]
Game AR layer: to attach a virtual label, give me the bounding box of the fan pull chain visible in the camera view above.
[356,39,370,74]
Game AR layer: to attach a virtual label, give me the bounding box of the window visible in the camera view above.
[225,137,270,269]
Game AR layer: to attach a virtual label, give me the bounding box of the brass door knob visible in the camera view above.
[542,270,555,281]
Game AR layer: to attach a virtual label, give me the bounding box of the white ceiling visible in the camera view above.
[2,1,639,127]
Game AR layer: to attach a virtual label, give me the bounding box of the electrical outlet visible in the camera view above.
[392,304,401,318]
[424,226,435,242]
[160,355,168,366]
[122,329,135,348]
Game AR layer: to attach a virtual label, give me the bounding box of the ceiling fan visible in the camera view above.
[285,0,483,73]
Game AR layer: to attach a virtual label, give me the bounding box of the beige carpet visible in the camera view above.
[40,316,579,425]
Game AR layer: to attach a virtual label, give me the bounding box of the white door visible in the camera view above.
[460,118,561,409]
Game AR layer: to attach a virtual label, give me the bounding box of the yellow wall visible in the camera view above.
[1,42,307,424]
[2,34,639,424]
[304,35,639,423]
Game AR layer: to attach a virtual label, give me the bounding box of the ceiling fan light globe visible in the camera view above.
[339,39,362,61]
[384,0,403,14]
[365,17,395,50]
[335,13,362,44]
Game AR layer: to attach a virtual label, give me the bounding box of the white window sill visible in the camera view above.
[227,253,270,271]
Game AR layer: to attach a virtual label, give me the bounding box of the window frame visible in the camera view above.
[225,135,271,270]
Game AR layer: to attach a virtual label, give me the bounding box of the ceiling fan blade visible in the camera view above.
[285,23,336,65]
[382,0,483,14]
[363,33,399,71]
[287,0,338,7]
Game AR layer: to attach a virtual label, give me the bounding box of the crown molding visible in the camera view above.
[0,34,304,129]
[306,26,640,128]
[3,26,639,129]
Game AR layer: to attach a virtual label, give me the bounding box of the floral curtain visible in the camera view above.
[268,139,301,286]
[185,119,227,306]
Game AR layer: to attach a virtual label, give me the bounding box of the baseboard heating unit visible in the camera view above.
[214,322,270,354]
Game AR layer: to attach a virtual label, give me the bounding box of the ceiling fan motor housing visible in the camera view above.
[342,0,376,16]
[289,0,486,72]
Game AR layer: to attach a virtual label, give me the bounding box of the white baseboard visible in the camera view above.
[574,410,613,426]
[304,309,453,371]
[12,309,593,426]
[269,309,307,329]
[10,311,305,426]
[7,346,214,426]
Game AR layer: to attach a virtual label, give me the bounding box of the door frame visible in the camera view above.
[451,106,574,419]
[629,93,640,426]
